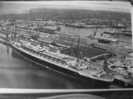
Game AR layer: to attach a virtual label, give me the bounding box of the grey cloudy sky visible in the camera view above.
[0,1,131,15]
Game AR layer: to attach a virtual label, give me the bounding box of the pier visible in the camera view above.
[92,43,132,56]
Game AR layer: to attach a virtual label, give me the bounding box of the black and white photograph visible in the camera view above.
[0,1,132,99]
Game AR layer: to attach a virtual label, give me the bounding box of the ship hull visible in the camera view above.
[11,44,112,88]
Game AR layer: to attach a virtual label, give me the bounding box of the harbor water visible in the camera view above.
[0,42,114,89]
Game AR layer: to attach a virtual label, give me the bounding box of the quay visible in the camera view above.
[92,43,132,55]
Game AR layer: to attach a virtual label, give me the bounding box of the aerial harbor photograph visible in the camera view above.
[0,1,132,92]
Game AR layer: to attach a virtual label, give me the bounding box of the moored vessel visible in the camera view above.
[10,38,114,86]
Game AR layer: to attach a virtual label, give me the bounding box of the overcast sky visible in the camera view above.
[0,1,131,15]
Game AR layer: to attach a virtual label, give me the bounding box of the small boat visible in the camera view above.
[95,36,118,43]
[88,29,118,44]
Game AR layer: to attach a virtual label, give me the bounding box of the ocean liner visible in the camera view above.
[10,38,114,85]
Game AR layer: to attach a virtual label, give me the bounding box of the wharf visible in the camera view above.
[92,43,132,56]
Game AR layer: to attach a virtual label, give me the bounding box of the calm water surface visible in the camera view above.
[0,43,88,89]
[0,43,111,89]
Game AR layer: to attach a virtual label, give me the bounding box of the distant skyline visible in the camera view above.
[0,1,131,15]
